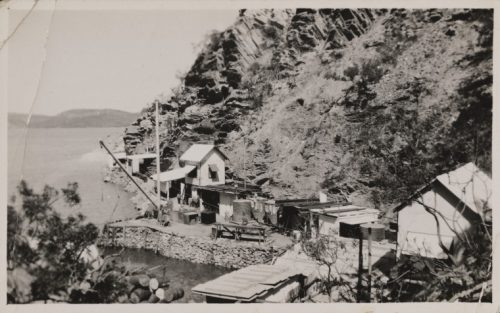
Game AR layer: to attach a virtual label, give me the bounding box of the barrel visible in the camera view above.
[232,200,253,224]
[360,223,385,242]
[264,200,277,225]
[251,198,266,223]
[292,230,301,241]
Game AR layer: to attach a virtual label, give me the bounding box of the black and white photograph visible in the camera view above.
[1,0,497,310]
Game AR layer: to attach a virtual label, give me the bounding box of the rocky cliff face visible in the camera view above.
[123,9,492,211]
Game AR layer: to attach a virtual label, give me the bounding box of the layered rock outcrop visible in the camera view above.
[122,9,492,211]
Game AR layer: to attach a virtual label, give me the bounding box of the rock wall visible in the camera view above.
[121,8,492,211]
[98,226,287,269]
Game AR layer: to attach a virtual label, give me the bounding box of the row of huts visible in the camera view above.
[110,144,492,261]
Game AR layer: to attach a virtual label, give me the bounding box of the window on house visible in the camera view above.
[208,164,219,181]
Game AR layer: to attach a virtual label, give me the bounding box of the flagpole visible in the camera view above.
[155,100,162,221]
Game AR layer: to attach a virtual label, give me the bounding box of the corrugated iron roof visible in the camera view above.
[394,162,492,216]
[435,162,492,214]
[180,144,228,163]
[295,201,351,210]
[126,153,156,160]
[340,215,379,225]
[191,264,301,301]
[151,165,196,182]
[310,204,367,215]
[197,183,261,195]
[330,207,379,218]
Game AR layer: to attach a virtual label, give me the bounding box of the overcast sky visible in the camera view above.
[7,5,237,115]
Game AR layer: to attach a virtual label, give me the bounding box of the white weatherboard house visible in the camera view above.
[151,144,228,197]
[180,144,228,187]
[395,163,491,259]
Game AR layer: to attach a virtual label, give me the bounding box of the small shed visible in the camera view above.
[311,205,380,238]
[192,264,305,303]
[276,199,351,234]
[395,162,491,259]
[126,153,156,174]
[107,152,127,168]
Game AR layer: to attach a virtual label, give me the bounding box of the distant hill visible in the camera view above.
[8,113,51,128]
[8,109,139,128]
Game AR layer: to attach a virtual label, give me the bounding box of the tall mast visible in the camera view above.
[243,136,246,190]
[155,100,161,215]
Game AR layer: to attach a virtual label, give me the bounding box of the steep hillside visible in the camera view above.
[123,9,492,211]
[9,109,139,128]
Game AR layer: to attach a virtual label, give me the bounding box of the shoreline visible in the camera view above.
[100,156,293,269]
[97,222,290,269]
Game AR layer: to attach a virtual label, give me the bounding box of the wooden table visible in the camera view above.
[213,223,266,242]
[182,211,199,224]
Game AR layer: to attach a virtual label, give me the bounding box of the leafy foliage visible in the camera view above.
[301,234,349,301]
[381,226,492,302]
[7,181,128,303]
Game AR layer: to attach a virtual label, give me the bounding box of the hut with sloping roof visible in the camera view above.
[192,264,305,303]
[394,162,492,259]
[151,143,230,208]
[179,144,228,187]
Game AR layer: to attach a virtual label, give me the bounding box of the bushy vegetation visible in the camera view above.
[262,25,280,40]
[343,65,359,81]
[7,181,129,303]
[382,226,492,302]
[194,120,216,134]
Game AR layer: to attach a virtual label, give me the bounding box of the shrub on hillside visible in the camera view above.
[360,59,385,84]
[262,26,280,40]
[343,64,360,80]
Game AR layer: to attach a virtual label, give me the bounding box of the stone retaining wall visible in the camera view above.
[98,226,288,269]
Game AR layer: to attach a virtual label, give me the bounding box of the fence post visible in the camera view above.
[357,230,364,302]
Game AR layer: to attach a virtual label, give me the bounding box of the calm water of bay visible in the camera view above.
[102,247,231,303]
[8,127,231,301]
[8,127,138,226]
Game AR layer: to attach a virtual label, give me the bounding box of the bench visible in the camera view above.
[213,223,266,242]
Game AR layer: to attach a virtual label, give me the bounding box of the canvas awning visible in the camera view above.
[112,152,127,160]
[208,164,219,172]
[151,165,196,182]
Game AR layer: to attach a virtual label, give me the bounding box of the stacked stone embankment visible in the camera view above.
[98,226,289,269]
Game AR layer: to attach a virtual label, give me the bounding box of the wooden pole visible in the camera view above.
[367,227,372,302]
[155,100,162,221]
[243,137,246,190]
[357,230,363,302]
